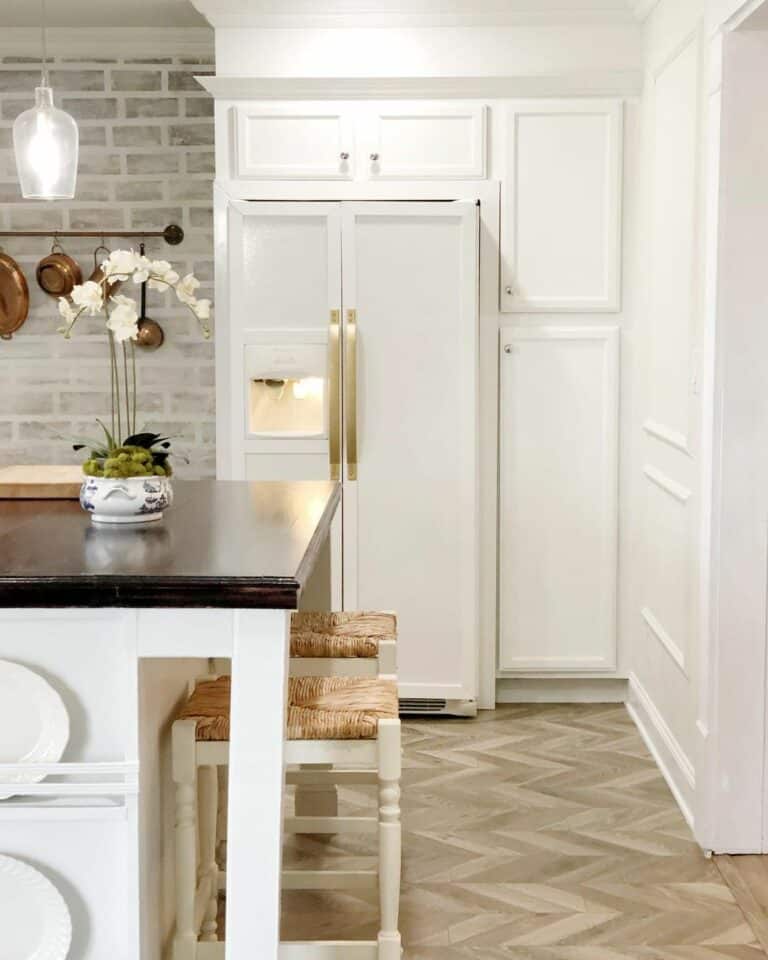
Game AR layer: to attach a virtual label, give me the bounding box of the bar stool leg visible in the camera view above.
[377,719,402,960]
[172,719,199,960]
[198,765,219,942]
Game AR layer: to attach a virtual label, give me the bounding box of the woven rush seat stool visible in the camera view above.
[171,673,402,960]
[290,611,397,678]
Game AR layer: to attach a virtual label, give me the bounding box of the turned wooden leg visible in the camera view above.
[198,765,219,942]
[377,719,402,960]
[172,719,198,960]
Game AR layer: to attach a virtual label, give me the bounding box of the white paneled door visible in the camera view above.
[499,327,619,672]
[341,202,479,703]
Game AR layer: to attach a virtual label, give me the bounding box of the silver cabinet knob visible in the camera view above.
[340,152,349,161]
[504,344,513,354]
[504,285,514,295]
[369,152,379,162]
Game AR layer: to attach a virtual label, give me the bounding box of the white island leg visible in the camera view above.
[225,609,291,960]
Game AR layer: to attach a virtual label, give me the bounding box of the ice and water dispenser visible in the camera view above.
[246,343,326,438]
[243,335,334,479]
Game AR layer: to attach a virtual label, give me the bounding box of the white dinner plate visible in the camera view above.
[0,855,72,960]
[0,660,69,798]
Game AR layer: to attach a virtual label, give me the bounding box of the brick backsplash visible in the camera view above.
[0,50,216,477]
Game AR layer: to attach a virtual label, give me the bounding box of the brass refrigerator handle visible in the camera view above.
[345,308,358,481]
[329,309,341,481]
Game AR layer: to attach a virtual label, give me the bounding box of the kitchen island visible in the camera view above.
[0,480,340,960]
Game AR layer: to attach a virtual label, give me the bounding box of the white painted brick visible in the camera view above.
[0,48,215,477]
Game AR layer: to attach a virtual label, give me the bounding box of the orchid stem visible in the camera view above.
[122,342,131,439]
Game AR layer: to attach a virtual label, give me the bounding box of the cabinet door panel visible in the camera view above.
[501,100,622,312]
[367,104,486,179]
[234,105,354,179]
[499,327,619,672]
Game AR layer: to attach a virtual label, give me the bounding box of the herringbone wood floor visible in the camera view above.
[281,704,765,959]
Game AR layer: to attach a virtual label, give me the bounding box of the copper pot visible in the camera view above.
[0,251,30,339]
[36,242,82,298]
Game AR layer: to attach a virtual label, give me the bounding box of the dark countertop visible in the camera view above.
[0,480,340,609]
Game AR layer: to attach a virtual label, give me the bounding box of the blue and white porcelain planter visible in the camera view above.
[80,475,173,524]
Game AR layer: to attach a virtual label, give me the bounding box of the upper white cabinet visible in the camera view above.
[501,99,623,313]
[234,105,354,179]
[231,102,487,181]
[365,104,486,179]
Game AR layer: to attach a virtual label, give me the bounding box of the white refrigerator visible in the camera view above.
[221,199,479,713]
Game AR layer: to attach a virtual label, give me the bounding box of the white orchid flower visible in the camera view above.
[147,260,179,291]
[107,294,139,343]
[132,255,153,284]
[175,272,200,306]
[58,297,76,323]
[101,249,141,280]
[193,298,211,321]
[71,280,104,316]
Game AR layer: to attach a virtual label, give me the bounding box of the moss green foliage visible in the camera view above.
[83,445,173,479]
[76,426,181,479]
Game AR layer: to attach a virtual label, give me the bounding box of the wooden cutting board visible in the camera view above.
[0,465,83,499]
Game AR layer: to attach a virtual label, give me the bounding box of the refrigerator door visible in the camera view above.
[224,201,342,480]
[341,201,479,705]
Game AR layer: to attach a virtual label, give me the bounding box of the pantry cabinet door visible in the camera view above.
[499,327,619,672]
[365,103,487,179]
[233,104,355,179]
[501,100,622,312]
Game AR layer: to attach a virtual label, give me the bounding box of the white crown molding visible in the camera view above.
[195,11,638,27]
[199,72,642,99]
[190,0,639,28]
[0,27,214,56]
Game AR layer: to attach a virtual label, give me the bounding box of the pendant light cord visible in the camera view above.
[40,0,48,86]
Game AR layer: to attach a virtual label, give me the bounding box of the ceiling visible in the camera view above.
[0,0,208,27]
[0,0,647,28]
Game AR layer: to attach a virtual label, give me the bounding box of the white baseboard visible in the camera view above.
[626,672,695,829]
[495,677,628,703]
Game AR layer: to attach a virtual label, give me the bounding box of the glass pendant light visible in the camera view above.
[13,0,78,200]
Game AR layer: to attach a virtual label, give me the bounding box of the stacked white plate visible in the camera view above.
[0,660,69,798]
[0,855,72,960]
[0,661,72,958]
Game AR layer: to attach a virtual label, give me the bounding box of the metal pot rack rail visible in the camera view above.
[0,224,184,245]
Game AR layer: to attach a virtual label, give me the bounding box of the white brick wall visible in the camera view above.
[0,49,216,477]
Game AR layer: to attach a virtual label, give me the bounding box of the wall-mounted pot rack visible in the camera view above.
[0,224,184,340]
[0,224,184,245]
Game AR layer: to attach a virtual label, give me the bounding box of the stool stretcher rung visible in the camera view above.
[289,658,378,678]
[280,944,378,960]
[282,869,378,891]
[284,815,377,834]
[286,769,378,786]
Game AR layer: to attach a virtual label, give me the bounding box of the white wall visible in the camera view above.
[626,0,710,826]
[698,24,768,852]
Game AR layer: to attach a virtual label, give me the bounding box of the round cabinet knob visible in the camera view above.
[340,152,349,161]
[504,285,514,296]
[369,152,379,162]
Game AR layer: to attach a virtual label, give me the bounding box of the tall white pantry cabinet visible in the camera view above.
[211,96,624,710]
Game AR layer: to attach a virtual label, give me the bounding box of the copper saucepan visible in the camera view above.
[36,240,82,298]
[0,251,30,339]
